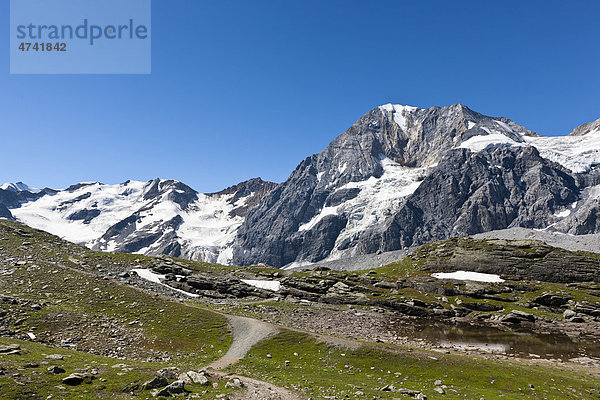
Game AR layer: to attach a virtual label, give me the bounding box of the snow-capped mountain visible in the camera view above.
[0,182,41,193]
[233,105,600,268]
[2,178,276,264]
[2,104,599,268]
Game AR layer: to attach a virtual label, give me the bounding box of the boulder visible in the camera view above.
[62,373,92,386]
[533,293,572,307]
[187,371,209,385]
[158,367,178,380]
[502,310,536,324]
[155,380,187,396]
[142,375,169,390]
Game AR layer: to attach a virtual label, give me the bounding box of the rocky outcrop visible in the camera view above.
[0,204,13,220]
[411,238,600,283]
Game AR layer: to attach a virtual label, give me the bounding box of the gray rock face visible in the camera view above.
[0,204,13,220]
[233,104,596,268]
[362,146,579,253]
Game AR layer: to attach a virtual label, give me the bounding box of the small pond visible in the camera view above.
[392,319,600,360]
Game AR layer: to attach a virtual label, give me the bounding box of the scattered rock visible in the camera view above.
[501,310,536,324]
[563,309,577,320]
[177,372,192,384]
[0,344,20,354]
[45,354,64,360]
[187,370,209,385]
[47,366,66,374]
[397,388,422,396]
[533,293,572,307]
[225,378,244,388]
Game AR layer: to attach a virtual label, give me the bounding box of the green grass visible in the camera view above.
[229,330,600,399]
[3,260,232,366]
[0,338,239,400]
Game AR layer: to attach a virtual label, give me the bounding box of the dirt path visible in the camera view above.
[203,313,308,399]
[207,314,278,369]
[208,370,307,400]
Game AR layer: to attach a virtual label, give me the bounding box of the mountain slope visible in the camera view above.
[233,104,600,268]
[4,178,276,264]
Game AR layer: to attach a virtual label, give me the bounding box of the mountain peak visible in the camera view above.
[569,117,600,137]
[0,182,41,193]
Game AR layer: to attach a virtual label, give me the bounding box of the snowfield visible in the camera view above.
[10,180,247,264]
[432,271,505,283]
[241,279,281,292]
[526,129,600,173]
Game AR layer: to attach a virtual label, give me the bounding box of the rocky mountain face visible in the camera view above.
[0,178,276,264]
[233,104,600,268]
[2,104,599,268]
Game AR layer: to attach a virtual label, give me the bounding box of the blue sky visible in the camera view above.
[2,0,599,192]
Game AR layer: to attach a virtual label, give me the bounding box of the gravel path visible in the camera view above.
[207,314,278,370]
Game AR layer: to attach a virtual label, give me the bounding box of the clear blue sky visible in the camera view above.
[2,0,599,192]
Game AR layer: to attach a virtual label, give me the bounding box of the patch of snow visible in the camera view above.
[132,268,199,297]
[494,120,515,133]
[131,268,164,284]
[467,121,477,129]
[309,157,430,263]
[241,279,281,292]
[12,181,147,244]
[431,271,505,283]
[526,133,600,173]
[554,209,571,218]
[457,133,522,152]
[379,104,418,132]
[298,206,339,232]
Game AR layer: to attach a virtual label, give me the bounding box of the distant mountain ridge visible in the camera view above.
[2,103,600,267]
[0,177,276,264]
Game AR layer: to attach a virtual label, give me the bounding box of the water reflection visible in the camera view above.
[393,319,600,360]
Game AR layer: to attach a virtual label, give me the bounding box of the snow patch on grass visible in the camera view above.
[432,271,505,283]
